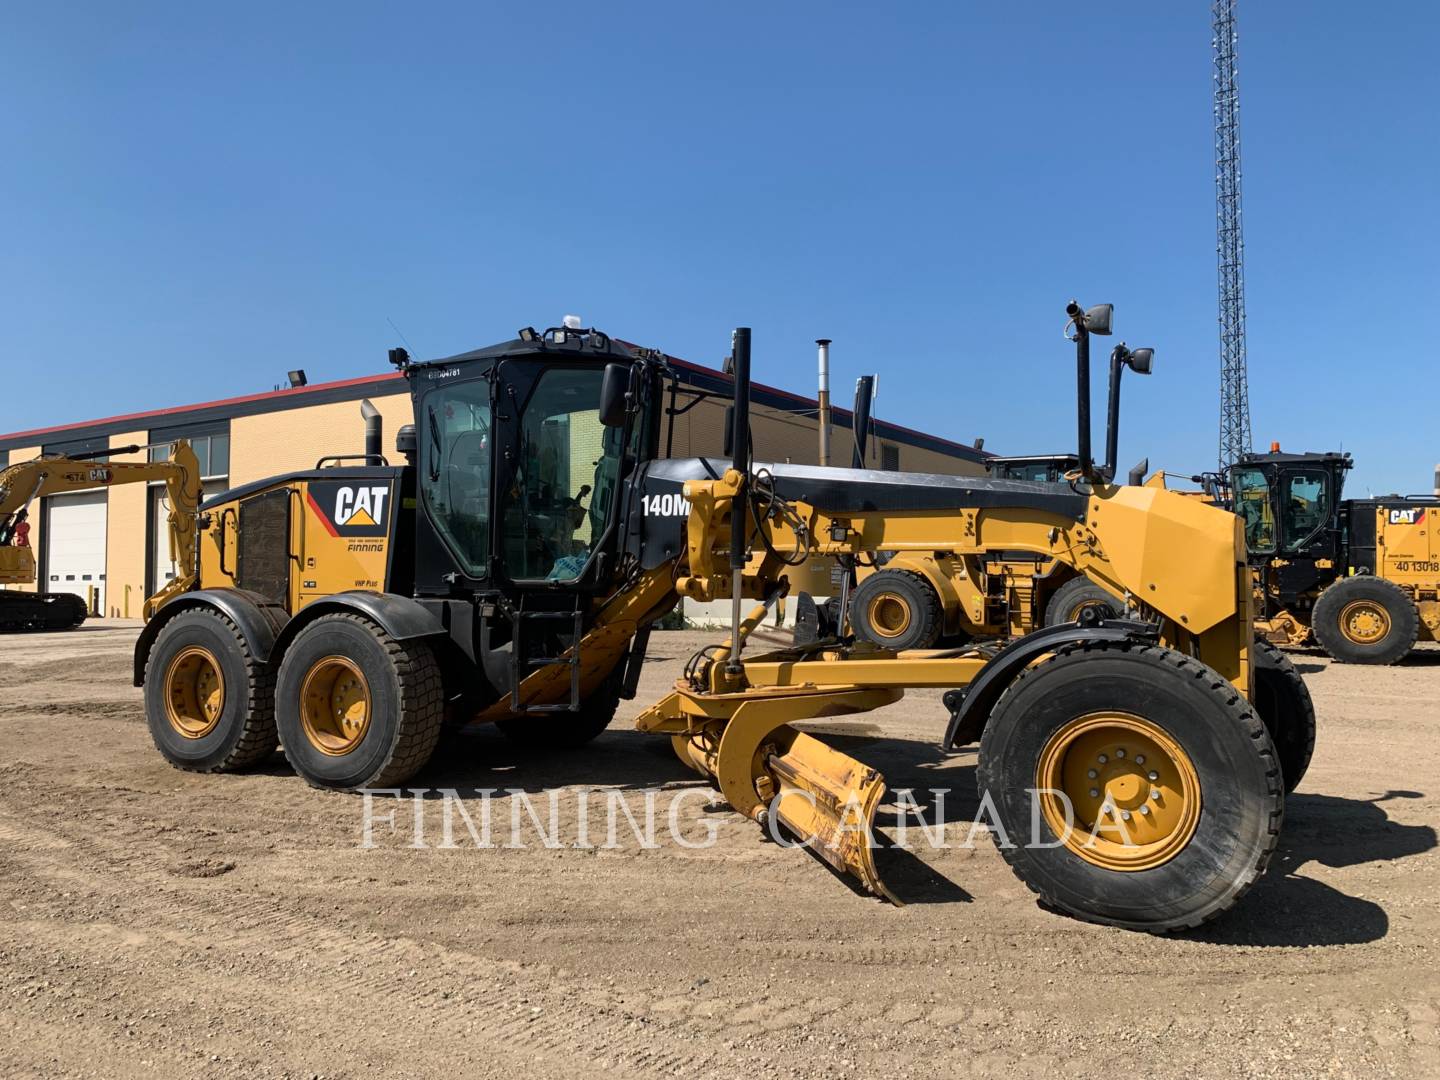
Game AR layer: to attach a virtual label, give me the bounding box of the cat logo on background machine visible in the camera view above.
[1389,507,1425,526]
[307,480,392,538]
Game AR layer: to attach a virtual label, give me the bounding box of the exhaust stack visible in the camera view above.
[816,339,832,467]
[361,399,382,463]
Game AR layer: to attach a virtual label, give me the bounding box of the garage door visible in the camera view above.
[45,491,108,614]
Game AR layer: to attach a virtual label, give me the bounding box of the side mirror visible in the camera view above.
[598,363,630,427]
[1084,303,1114,336]
[1127,347,1154,375]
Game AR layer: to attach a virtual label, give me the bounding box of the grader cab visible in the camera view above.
[133,307,1311,931]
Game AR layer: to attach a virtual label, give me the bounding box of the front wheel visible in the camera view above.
[977,641,1283,932]
[1312,576,1418,665]
[1252,639,1316,793]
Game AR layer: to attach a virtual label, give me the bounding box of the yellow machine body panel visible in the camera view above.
[1376,504,1440,587]
[198,474,396,612]
[0,545,36,586]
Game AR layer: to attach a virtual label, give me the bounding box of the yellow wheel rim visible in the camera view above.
[1035,712,1202,872]
[1339,599,1390,645]
[299,656,372,756]
[164,646,225,739]
[866,593,912,640]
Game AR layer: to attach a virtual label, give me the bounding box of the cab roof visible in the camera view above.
[415,327,637,370]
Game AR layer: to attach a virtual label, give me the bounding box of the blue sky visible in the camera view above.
[3,2,1436,494]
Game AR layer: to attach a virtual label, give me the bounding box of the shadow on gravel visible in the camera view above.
[1396,650,1440,666]
[419,727,701,792]
[1188,789,1434,947]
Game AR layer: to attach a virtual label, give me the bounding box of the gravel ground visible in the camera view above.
[1,622,1437,1079]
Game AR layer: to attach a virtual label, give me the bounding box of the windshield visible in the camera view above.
[1281,468,1330,552]
[419,381,493,577]
[1232,467,1275,553]
[499,367,625,582]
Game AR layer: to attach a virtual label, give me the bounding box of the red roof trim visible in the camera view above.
[0,370,406,443]
[1,343,988,460]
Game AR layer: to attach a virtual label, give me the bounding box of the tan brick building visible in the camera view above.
[0,349,988,618]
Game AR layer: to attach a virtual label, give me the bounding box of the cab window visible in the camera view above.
[419,382,492,577]
[500,367,622,582]
[1233,467,1275,553]
[1281,470,1330,552]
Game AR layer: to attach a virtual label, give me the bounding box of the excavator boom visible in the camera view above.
[0,441,202,630]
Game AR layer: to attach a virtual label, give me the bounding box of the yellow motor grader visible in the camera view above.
[133,307,1308,931]
[846,310,1155,649]
[0,441,201,631]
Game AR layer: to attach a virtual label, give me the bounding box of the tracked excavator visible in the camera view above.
[133,307,1310,931]
[0,442,202,631]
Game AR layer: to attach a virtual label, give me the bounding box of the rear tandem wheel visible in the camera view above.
[143,607,279,772]
[275,613,444,790]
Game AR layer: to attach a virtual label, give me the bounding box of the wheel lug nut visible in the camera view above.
[1150,789,1160,800]
[1140,805,1151,816]
[1089,788,1100,798]
[1087,769,1098,779]
[1148,771,1158,781]
[1097,754,1108,764]
[1135,755,1145,765]
[1121,810,1132,821]
[1116,748,1126,758]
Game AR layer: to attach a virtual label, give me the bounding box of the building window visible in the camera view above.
[881,443,900,471]
[43,436,110,461]
[149,430,230,481]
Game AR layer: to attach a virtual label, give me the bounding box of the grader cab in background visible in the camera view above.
[0,442,202,631]
[1234,449,1440,664]
[132,305,1312,932]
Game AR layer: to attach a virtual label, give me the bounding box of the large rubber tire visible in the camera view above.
[1251,639,1316,794]
[496,673,622,749]
[144,608,278,772]
[1311,575,1418,665]
[275,614,444,790]
[1044,576,1123,626]
[850,569,943,651]
[976,640,1283,932]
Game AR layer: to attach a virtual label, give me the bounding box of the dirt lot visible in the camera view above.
[1,623,1437,1079]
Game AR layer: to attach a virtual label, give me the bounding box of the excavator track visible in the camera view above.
[0,591,88,632]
